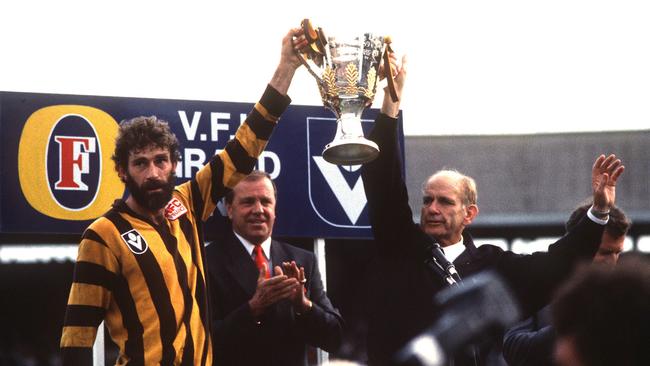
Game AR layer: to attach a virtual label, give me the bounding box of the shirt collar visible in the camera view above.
[442,237,466,263]
[234,231,272,259]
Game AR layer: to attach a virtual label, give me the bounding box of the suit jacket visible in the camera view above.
[206,229,343,366]
[361,113,605,366]
[502,306,554,366]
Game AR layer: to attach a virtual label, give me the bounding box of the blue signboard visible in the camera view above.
[0,91,404,238]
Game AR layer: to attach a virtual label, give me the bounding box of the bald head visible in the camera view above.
[423,170,478,206]
[420,169,479,246]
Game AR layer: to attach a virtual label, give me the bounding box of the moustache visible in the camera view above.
[142,180,168,190]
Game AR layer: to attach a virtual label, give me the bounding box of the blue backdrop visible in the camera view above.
[0,90,404,238]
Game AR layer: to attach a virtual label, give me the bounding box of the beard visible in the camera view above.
[125,171,176,212]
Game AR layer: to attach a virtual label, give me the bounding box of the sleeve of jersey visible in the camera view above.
[183,84,291,222]
[60,226,119,365]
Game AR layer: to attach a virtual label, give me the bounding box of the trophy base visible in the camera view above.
[323,137,380,165]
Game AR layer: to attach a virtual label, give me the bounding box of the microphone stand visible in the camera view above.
[423,242,482,366]
[424,243,462,286]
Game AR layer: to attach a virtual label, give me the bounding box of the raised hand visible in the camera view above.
[591,154,625,212]
[283,27,307,70]
[270,27,307,95]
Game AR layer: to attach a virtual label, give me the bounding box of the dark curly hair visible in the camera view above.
[112,116,180,172]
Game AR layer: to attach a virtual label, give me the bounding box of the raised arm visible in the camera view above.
[497,154,625,317]
[361,55,420,257]
[179,28,305,221]
[270,28,307,95]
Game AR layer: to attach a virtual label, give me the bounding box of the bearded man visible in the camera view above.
[60,27,307,365]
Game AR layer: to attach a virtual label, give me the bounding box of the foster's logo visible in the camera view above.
[47,115,100,209]
[19,105,123,220]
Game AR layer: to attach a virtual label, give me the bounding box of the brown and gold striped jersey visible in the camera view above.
[60,85,290,365]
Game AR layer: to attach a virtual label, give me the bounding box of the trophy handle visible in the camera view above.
[295,19,326,83]
[294,47,322,83]
[382,38,399,103]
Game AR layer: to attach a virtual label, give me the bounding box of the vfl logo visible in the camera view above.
[18,106,123,220]
[121,229,149,255]
[306,117,371,228]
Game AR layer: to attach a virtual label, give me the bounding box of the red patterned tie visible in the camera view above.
[253,245,270,279]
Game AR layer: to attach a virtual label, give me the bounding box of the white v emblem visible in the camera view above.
[313,157,368,224]
[121,229,149,255]
[127,232,142,250]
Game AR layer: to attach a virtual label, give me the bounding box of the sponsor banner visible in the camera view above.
[0,91,404,238]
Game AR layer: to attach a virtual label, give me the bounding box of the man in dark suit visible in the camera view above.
[206,171,343,366]
[502,204,631,366]
[361,55,626,365]
[552,255,650,366]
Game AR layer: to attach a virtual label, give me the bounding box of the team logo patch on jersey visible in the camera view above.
[165,198,188,220]
[121,229,149,255]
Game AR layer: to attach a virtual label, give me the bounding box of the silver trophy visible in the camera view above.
[297,19,397,165]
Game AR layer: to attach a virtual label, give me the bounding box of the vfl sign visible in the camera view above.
[1,90,403,237]
[306,117,371,228]
[18,106,123,220]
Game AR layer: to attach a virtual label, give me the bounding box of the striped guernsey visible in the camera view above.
[60,85,290,365]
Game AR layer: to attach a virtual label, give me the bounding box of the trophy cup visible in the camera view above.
[296,19,398,165]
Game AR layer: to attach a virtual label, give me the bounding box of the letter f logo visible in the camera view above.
[54,136,97,190]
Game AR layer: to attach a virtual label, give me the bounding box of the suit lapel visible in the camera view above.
[268,240,295,317]
[454,231,480,276]
[223,230,259,297]
[270,240,293,271]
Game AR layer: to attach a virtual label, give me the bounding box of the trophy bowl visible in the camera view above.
[297,20,393,165]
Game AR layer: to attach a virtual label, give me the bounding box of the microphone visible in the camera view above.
[424,242,462,285]
[394,271,521,366]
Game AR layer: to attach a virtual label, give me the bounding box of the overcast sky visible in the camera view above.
[2,0,649,135]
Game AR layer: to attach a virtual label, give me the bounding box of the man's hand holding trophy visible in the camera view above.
[295,19,398,165]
